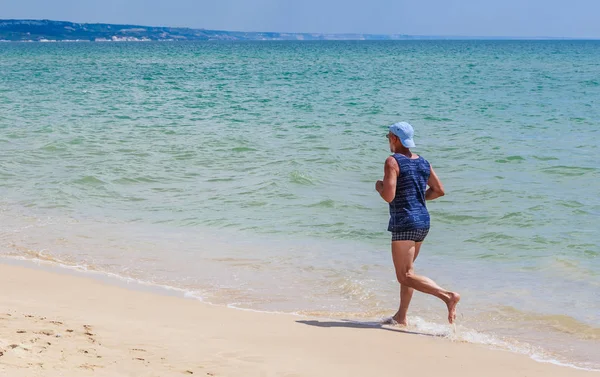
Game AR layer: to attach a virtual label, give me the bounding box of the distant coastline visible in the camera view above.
[0,19,594,42]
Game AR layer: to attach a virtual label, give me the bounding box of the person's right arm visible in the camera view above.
[425,165,445,200]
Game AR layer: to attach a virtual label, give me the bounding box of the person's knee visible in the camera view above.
[397,270,414,285]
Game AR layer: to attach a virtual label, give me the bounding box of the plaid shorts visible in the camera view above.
[391,228,430,242]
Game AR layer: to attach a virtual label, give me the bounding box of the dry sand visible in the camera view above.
[0,262,595,377]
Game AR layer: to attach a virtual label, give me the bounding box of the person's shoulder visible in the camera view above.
[418,156,431,171]
[385,155,400,170]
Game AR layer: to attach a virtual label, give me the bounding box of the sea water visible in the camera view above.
[0,40,598,369]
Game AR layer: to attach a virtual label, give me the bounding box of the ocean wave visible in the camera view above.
[289,170,317,185]
[494,306,600,341]
[540,166,597,177]
[72,175,106,185]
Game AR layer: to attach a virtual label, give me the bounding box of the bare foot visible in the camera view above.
[382,314,408,327]
[394,315,408,327]
[446,292,461,324]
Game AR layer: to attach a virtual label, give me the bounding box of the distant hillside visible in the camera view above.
[0,19,421,42]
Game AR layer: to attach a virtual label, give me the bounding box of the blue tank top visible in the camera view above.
[388,154,431,232]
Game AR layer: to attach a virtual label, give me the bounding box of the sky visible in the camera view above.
[1,0,599,38]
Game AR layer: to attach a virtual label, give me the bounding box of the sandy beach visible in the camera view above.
[0,261,594,377]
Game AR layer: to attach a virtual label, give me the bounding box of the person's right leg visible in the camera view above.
[391,240,460,324]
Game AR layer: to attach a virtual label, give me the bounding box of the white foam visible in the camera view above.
[531,355,600,372]
[1,255,205,302]
[382,316,600,372]
[227,303,297,316]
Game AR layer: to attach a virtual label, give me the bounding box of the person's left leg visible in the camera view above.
[392,242,423,326]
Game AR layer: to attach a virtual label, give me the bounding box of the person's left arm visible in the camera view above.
[375,156,398,203]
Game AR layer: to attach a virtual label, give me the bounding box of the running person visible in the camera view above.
[376,122,460,325]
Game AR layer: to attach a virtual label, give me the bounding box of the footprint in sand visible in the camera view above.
[83,326,95,336]
[130,348,148,362]
[79,363,104,371]
[81,325,99,344]
[35,330,55,336]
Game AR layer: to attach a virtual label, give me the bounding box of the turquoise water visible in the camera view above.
[1,41,599,369]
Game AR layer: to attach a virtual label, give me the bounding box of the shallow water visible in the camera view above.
[0,40,599,369]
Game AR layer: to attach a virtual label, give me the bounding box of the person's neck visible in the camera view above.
[394,147,412,158]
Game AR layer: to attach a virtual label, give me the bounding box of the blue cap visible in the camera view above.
[389,122,416,148]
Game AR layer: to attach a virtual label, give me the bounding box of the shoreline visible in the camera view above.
[0,260,596,376]
[4,248,599,372]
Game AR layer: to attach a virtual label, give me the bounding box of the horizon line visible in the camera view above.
[2,18,599,41]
